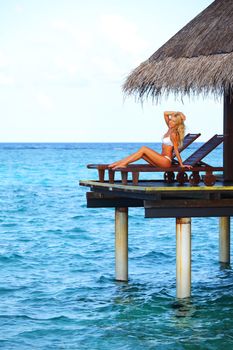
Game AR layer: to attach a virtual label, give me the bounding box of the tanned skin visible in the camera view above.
[108,111,192,170]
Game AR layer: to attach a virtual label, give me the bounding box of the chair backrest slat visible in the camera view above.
[172,133,201,159]
[183,134,223,165]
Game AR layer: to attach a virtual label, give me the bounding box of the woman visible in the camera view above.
[108,111,192,170]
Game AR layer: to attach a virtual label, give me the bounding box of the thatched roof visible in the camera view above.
[123,0,233,101]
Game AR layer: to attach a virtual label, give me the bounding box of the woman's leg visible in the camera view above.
[108,150,142,168]
[109,146,171,169]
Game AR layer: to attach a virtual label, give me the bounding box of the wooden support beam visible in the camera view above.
[224,90,233,181]
[176,217,191,299]
[115,207,128,282]
[86,192,143,208]
[145,207,233,218]
[219,216,230,264]
[144,199,233,218]
[145,198,233,208]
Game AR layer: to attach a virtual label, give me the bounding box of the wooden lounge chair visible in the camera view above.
[116,134,224,186]
[88,134,223,186]
[87,133,200,183]
[175,134,223,185]
[171,133,201,163]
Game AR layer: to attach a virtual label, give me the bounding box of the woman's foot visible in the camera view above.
[108,161,118,169]
[108,161,128,170]
[112,164,127,170]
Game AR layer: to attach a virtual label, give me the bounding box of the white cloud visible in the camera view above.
[53,56,78,75]
[35,92,54,111]
[50,19,92,50]
[15,4,24,13]
[91,56,123,80]
[14,14,147,87]
[0,51,10,68]
[0,73,15,86]
[29,15,147,86]
[100,14,149,55]
[50,19,67,31]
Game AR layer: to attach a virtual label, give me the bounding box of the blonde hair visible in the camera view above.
[174,112,186,147]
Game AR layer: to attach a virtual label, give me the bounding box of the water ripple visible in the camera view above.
[0,143,230,350]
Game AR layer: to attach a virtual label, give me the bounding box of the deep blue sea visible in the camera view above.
[1,142,233,350]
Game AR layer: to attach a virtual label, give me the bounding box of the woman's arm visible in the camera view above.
[171,133,192,169]
[179,112,186,121]
[174,145,185,167]
[164,111,176,126]
[164,111,186,122]
[173,141,184,167]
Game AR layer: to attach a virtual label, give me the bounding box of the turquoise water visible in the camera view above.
[1,142,233,350]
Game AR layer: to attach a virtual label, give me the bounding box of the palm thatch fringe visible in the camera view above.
[123,52,233,102]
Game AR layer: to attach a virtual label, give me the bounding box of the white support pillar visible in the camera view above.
[115,207,128,281]
[176,217,191,299]
[219,216,230,264]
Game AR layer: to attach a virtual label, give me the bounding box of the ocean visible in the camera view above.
[1,142,233,350]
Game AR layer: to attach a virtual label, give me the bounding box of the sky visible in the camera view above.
[0,0,222,142]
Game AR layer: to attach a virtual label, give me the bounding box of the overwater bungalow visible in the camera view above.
[80,0,233,298]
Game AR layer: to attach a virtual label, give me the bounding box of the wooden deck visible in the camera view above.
[80,178,232,297]
[80,179,233,217]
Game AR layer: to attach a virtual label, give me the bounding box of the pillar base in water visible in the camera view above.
[115,207,128,282]
[219,216,230,264]
[176,217,191,299]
